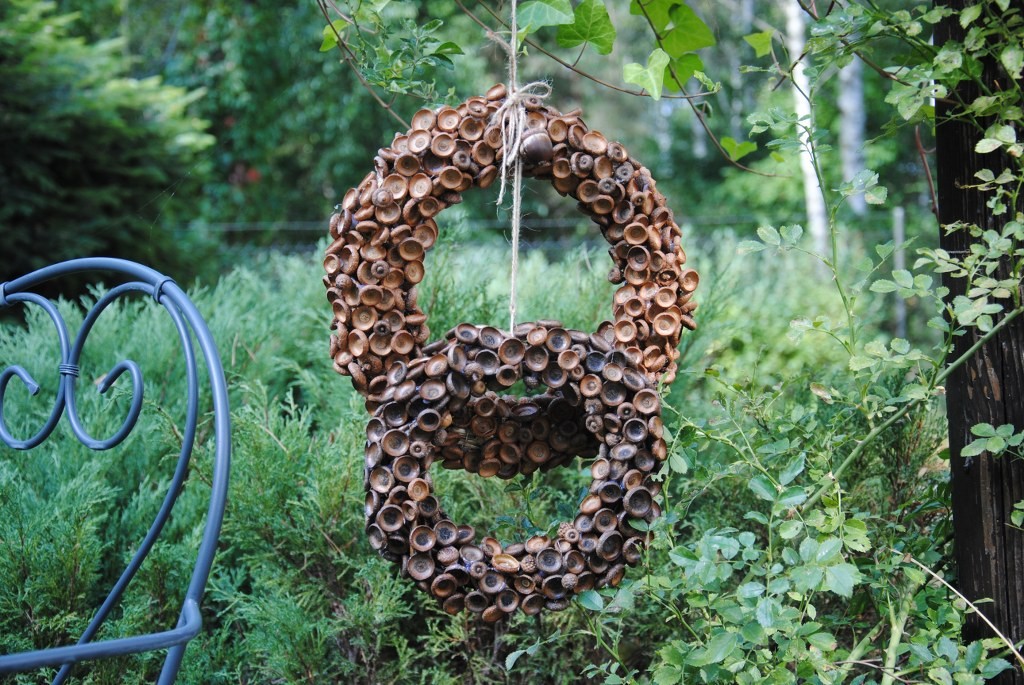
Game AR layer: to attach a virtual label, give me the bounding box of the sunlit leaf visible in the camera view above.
[624,48,670,99]
[743,30,774,57]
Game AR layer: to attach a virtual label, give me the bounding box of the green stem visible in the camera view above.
[803,305,1024,512]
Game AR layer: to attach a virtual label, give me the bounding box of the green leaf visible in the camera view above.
[779,453,805,485]
[865,184,888,205]
[976,138,1003,154]
[556,0,616,55]
[624,48,670,100]
[738,240,766,254]
[757,225,781,246]
[781,224,803,245]
[1001,45,1024,78]
[970,423,997,437]
[807,631,837,651]
[704,631,739,664]
[662,4,715,57]
[518,0,574,31]
[871,279,898,293]
[815,537,843,564]
[823,563,860,597]
[720,136,757,161]
[319,19,349,52]
[630,0,675,31]
[505,649,528,670]
[981,659,1013,679]
[748,475,777,502]
[779,519,803,540]
[743,30,774,57]
[663,54,704,89]
[578,589,605,611]
[959,4,982,27]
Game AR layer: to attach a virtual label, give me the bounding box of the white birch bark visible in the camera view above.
[784,2,829,257]
[839,57,867,216]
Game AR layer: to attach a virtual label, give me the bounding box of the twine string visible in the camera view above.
[486,2,550,332]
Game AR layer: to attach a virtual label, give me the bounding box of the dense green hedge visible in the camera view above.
[0,233,1010,683]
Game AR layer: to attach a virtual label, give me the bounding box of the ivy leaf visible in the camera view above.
[664,54,704,90]
[319,19,349,52]
[518,0,574,32]
[629,0,674,31]
[624,48,670,100]
[556,0,616,55]
[743,30,774,57]
[662,4,716,56]
[720,136,757,161]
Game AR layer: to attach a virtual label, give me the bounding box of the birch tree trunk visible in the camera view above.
[783,2,829,257]
[838,57,867,216]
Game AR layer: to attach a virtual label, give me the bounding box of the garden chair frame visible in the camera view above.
[0,258,231,684]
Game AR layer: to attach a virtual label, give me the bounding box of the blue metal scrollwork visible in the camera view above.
[0,258,231,685]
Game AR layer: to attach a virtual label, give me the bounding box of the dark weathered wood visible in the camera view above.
[936,2,1024,682]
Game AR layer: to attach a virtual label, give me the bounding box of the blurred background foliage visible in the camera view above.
[3,0,936,286]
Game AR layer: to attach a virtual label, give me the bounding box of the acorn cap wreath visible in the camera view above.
[324,84,698,621]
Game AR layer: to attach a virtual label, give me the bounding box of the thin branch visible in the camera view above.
[316,0,410,129]
[462,0,708,100]
[633,1,777,177]
[898,551,1024,670]
[802,305,1024,512]
[916,125,939,217]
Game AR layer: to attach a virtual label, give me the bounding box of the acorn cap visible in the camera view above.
[392,455,419,482]
[580,374,603,398]
[598,480,623,504]
[369,467,395,494]
[395,153,421,176]
[518,592,543,615]
[464,590,489,613]
[376,504,405,532]
[541,575,567,600]
[431,573,457,598]
[410,525,437,552]
[436,107,461,131]
[498,338,526,365]
[623,487,653,518]
[407,477,431,502]
[442,593,465,615]
[593,508,618,532]
[418,379,446,402]
[480,570,507,594]
[430,520,456,547]
[492,553,520,574]
[536,547,563,575]
[460,544,485,564]
[513,574,536,595]
[366,523,386,550]
[416,408,442,432]
[633,389,660,414]
[496,588,520,613]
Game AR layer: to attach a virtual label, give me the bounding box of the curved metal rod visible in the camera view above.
[62,282,150,450]
[0,292,71,449]
[52,295,200,685]
[0,258,232,684]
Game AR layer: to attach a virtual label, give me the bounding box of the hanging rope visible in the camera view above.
[487,1,550,332]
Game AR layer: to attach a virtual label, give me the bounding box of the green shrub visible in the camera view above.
[0,0,215,288]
